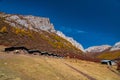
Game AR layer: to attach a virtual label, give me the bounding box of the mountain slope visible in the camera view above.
[97,50,120,60]
[56,31,84,52]
[1,12,84,51]
[0,12,84,57]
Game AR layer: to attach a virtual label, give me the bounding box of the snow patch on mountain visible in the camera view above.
[56,31,84,52]
[110,41,120,51]
[85,45,111,53]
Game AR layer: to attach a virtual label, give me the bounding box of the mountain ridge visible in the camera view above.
[0,12,84,52]
[85,42,120,60]
[0,12,84,58]
[85,42,120,53]
[85,45,111,53]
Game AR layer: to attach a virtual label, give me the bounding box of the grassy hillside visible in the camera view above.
[0,46,120,80]
[0,17,83,57]
[97,50,120,60]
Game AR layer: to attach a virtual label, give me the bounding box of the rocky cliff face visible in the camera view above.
[3,14,55,32]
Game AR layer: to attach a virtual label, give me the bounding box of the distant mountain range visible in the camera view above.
[110,42,120,51]
[85,42,120,60]
[85,45,111,53]
[85,42,120,53]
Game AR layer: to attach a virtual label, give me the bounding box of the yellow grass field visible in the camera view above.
[0,45,120,80]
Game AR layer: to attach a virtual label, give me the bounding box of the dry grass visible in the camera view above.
[0,47,120,80]
[65,59,120,80]
[0,45,6,52]
[97,50,120,60]
[0,54,88,80]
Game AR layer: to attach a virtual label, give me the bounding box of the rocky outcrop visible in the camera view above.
[3,14,55,32]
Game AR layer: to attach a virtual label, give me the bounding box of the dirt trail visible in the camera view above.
[107,67,120,76]
[64,63,96,80]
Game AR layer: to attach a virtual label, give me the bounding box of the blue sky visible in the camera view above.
[0,0,120,48]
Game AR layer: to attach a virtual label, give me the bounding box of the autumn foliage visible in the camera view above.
[0,26,7,33]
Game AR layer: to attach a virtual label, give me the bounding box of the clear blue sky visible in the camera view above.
[0,0,120,48]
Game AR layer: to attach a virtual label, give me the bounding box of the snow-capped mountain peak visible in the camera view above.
[110,41,120,51]
[85,45,111,53]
